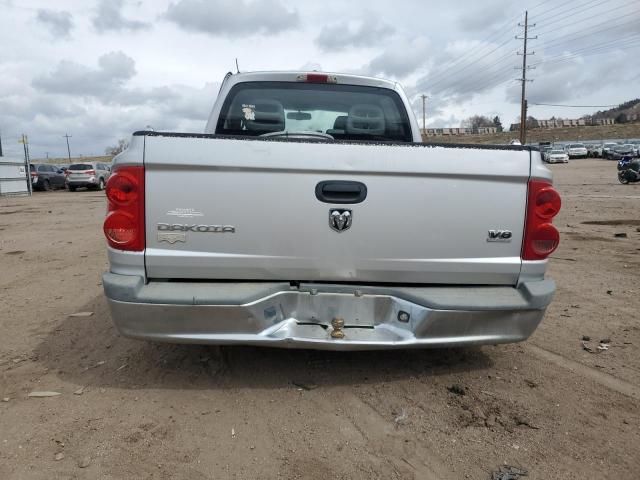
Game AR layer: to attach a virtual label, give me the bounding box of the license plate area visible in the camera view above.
[292,292,378,327]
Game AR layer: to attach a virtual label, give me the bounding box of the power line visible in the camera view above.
[428,37,516,91]
[532,0,605,24]
[535,15,640,51]
[424,24,518,86]
[534,0,637,35]
[530,35,640,67]
[530,102,622,107]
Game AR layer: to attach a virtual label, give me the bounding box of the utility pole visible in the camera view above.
[421,94,428,132]
[63,133,72,161]
[19,134,32,195]
[516,11,536,144]
[0,129,3,157]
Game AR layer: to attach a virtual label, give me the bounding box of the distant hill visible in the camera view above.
[424,122,640,145]
[590,99,640,123]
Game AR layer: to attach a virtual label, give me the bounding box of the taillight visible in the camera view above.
[104,166,144,251]
[522,179,561,260]
[86,169,96,175]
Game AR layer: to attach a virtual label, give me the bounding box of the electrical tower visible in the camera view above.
[516,11,536,144]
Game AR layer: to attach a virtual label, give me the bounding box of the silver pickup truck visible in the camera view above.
[102,71,561,350]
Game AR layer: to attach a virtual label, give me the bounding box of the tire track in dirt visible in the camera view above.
[528,344,640,400]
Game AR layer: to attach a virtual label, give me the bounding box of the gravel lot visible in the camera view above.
[1,159,639,479]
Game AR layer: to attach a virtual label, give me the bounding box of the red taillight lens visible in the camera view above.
[106,171,140,205]
[103,166,144,251]
[104,212,138,245]
[535,187,561,219]
[529,223,560,256]
[297,73,337,83]
[522,180,561,260]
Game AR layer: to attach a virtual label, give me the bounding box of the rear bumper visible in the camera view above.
[67,178,97,187]
[103,274,555,350]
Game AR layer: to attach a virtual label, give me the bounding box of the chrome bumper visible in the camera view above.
[103,274,555,350]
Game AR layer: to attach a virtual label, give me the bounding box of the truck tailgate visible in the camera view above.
[143,135,530,285]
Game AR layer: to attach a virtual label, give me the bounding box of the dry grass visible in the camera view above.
[39,155,114,165]
[424,122,640,144]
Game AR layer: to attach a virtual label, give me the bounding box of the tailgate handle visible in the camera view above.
[315,181,367,204]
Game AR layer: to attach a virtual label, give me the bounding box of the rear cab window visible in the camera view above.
[215,82,412,142]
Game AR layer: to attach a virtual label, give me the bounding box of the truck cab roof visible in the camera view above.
[221,71,399,90]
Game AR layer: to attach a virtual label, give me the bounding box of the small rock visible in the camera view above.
[68,311,94,318]
[74,387,85,396]
[582,335,591,341]
[524,379,538,388]
[447,384,466,396]
[54,452,65,461]
[514,415,539,429]
[485,415,496,428]
[292,380,318,391]
[471,406,486,420]
[600,338,611,344]
[614,233,627,238]
[2,397,9,402]
[28,391,61,398]
[607,290,613,295]
[78,456,91,468]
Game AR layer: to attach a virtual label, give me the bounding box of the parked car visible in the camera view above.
[540,145,553,161]
[29,163,66,191]
[602,143,619,159]
[564,143,588,159]
[622,144,639,157]
[102,70,561,351]
[57,164,70,173]
[66,162,111,191]
[587,144,602,157]
[546,149,569,164]
[608,145,635,160]
[628,140,640,156]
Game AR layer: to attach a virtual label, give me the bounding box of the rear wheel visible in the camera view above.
[42,179,51,191]
[97,178,105,191]
[618,172,629,184]
[68,185,77,192]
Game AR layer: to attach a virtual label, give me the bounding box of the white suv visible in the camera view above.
[66,162,111,191]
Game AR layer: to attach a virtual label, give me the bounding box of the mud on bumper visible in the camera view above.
[103,274,555,351]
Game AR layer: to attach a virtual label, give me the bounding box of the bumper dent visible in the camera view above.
[103,274,554,350]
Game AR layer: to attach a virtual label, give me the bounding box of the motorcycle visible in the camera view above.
[617,156,640,184]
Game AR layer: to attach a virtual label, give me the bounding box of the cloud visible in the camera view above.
[32,51,136,97]
[316,19,394,51]
[457,1,518,32]
[36,9,73,38]
[507,50,634,105]
[164,0,299,36]
[361,36,430,79]
[93,0,150,33]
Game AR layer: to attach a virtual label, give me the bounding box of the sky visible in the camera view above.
[0,0,638,159]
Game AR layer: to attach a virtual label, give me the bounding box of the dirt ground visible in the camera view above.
[1,159,639,480]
